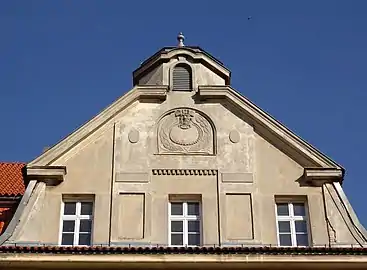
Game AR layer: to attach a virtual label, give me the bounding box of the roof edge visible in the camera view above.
[136,46,227,72]
[0,245,366,255]
[198,85,343,169]
[132,47,231,86]
[28,86,168,166]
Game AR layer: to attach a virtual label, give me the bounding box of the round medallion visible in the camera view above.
[128,129,139,143]
[229,130,240,143]
[169,125,199,146]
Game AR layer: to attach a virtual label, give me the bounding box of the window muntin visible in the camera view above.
[169,201,201,246]
[60,201,93,246]
[276,202,309,247]
[172,64,192,91]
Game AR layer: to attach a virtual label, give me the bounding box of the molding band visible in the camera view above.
[152,169,217,176]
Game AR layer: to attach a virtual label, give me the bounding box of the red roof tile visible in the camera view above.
[0,162,26,196]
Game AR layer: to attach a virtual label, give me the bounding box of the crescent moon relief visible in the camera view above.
[157,108,215,155]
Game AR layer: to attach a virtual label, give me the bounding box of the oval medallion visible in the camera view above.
[229,130,240,143]
[128,129,139,144]
[169,125,199,146]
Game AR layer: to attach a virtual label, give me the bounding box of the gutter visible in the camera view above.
[0,196,22,201]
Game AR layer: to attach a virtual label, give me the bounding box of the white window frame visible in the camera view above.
[59,200,94,246]
[275,202,310,247]
[168,201,201,247]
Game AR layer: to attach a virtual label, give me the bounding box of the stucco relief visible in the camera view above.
[157,108,215,155]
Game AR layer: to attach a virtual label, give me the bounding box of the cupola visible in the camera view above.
[132,33,231,91]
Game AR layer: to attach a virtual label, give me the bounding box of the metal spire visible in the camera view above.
[177,32,185,47]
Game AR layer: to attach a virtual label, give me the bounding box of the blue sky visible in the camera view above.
[1,1,367,227]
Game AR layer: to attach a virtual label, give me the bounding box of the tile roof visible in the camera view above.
[0,162,26,196]
[0,246,366,255]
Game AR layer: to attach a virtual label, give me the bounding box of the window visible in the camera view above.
[276,202,309,247]
[172,64,192,91]
[169,201,201,246]
[60,201,93,246]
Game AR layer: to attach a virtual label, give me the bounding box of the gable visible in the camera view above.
[28,85,342,178]
[12,84,352,247]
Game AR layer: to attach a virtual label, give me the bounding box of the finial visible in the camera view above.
[177,32,185,47]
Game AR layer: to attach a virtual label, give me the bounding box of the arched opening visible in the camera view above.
[172,64,192,91]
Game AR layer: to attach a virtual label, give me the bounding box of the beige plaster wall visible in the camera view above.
[136,60,226,87]
[13,125,115,245]
[194,63,226,86]
[161,57,226,90]
[252,134,329,246]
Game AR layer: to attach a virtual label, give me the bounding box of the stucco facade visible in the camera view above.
[1,35,366,268]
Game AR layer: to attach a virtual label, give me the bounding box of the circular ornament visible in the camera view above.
[128,129,139,143]
[229,130,240,143]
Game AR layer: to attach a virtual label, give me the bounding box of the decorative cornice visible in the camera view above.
[26,166,67,184]
[152,169,217,176]
[304,168,343,179]
[303,168,343,185]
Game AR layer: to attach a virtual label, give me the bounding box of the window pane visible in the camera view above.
[64,202,76,215]
[188,234,200,246]
[171,221,183,232]
[171,203,183,215]
[188,220,200,233]
[78,233,91,245]
[62,220,75,232]
[293,203,306,216]
[296,234,309,246]
[81,202,93,215]
[171,234,183,245]
[279,234,292,246]
[61,233,74,245]
[80,220,92,233]
[278,221,291,233]
[187,202,200,216]
[295,220,307,233]
[276,204,289,216]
